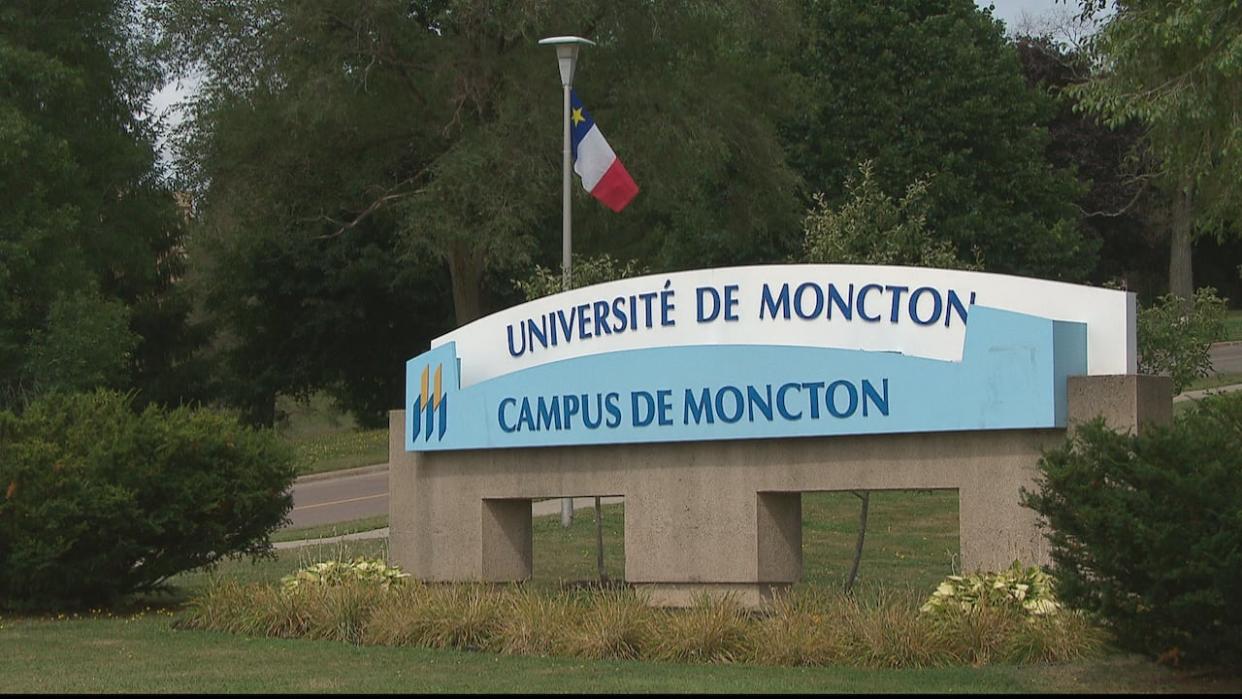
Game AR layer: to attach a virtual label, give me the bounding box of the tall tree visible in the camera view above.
[787,0,1096,280]
[1013,33,1168,296]
[1070,0,1242,298]
[158,0,803,324]
[155,0,804,422]
[0,0,198,407]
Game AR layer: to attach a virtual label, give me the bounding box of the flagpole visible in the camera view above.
[559,80,574,529]
[540,35,595,528]
[562,80,572,293]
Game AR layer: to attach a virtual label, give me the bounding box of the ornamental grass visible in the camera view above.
[182,560,1106,669]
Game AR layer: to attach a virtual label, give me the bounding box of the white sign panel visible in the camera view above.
[433,264,1136,388]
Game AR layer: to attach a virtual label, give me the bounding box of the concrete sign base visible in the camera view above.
[389,375,1170,607]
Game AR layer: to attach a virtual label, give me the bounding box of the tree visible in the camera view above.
[1070,0,1242,298]
[1012,33,1169,296]
[188,208,455,426]
[155,0,804,422]
[787,0,1096,281]
[802,161,973,269]
[157,0,803,322]
[0,0,201,408]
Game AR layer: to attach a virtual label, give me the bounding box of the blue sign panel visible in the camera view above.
[405,305,1086,452]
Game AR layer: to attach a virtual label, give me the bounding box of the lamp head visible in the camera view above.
[538,36,596,87]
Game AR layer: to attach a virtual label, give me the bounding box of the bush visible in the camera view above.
[514,254,649,301]
[1022,391,1242,666]
[1137,287,1227,393]
[0,390,295,609]
[920,562,1060,619]
[802,161,977,270]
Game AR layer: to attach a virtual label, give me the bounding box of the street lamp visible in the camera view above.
[539,35,595,528]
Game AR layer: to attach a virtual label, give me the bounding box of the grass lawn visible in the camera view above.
[276,393,388,477]
[1224,310,1242,343]
[4,492,1238,692]
[1183,371,1242,393]
[270,515,390,544]
[5,614,1233,694]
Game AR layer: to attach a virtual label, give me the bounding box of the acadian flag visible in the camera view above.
[570,90,639,212]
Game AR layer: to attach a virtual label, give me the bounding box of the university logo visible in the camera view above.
[411,363,447,441]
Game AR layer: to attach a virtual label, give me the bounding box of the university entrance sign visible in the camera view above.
[406,265,1132,450]
[391,265,1166,606]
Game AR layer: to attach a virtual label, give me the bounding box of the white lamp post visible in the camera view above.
[539,35,595,528]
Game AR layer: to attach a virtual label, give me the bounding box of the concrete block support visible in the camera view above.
[481,499,532,582]
[389,375,1171,606]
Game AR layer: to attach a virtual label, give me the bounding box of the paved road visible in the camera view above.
[1210,341,1242,374]
[289,468,388,528]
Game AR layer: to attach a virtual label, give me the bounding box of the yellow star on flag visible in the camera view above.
[571,107,585,126]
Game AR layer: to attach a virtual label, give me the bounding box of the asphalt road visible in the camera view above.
[1210,341,1242,374]
[286,342,1242,531]
[289,469,388,528]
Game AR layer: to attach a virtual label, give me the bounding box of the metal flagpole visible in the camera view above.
[539,36,595,528]
[559,78,574,529]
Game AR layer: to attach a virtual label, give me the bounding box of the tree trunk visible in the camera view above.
[447,242,487,326]
[845,490,870,593]
[1168,180,1195,300]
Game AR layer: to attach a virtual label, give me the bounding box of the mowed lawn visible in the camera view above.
[4,492,1238,693]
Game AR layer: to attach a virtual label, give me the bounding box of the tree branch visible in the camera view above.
[318,166,431,238]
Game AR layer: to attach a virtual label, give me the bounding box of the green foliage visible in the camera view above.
[802,161,976,269]
[515,254,649,301]
[156,0,804,320]
[0,391,295,609]
[1012,35,1167,296]
[1021,392,1242,665]
[788,0,1095,281]
[1071,1,1242,231]
[155,0,802,420]
[281,558,409,592]
[188,219,454,426]
[0,1,201,409]
[21,293,139,397]
[920,562,1061,619]
[1137,287,1228,392]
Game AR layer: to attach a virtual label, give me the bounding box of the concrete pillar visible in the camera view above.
[1068,375,1173,432]
[755,491,802,583]
[481,499,532,582]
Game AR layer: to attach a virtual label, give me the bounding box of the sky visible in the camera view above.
[987,0,1069,31]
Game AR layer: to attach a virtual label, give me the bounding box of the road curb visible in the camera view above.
[295,462,389,485]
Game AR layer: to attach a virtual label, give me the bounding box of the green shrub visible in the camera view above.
[1022,391,1242,666]
[1137,287,1227,393]
[281,557,409,592]
[0,390,295,609]
[514,254,649,301]
[919,562,1060,619]
[802,161,977,270]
